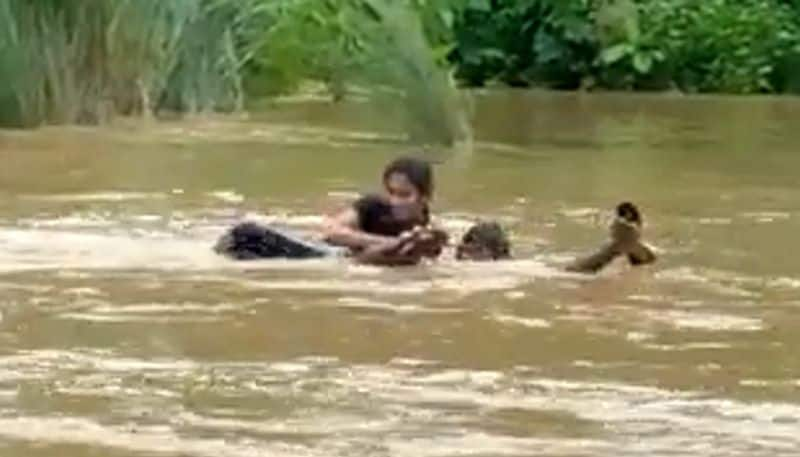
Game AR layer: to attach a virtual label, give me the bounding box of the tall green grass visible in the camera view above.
[359,0,472,146]
[0,0,472,146]
[248,0,472,146]
[0,0,251,127]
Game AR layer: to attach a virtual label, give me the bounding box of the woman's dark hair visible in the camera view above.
[616,201,642,225]
[382,156,433,198]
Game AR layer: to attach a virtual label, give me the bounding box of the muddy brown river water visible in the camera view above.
[0,90,799,456]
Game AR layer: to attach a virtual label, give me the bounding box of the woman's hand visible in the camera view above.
[395,226,448,258]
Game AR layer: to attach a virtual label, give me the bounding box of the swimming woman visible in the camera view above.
[214,154,656,271]
[321,156,436,253]
[214,156,445,266]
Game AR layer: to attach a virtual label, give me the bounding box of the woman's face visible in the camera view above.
[384,172,424,206]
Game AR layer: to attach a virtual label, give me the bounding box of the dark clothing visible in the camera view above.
[213,222,343,260]
[214,194,427,260]
[353,193,429,236]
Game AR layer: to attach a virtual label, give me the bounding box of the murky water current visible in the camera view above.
[1,91,799,456]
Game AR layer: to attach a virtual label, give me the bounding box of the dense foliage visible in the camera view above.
[3,0,800,135]
[449,0,800,93]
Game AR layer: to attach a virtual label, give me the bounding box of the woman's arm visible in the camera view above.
[354,228,447,266]
[321,206,395,249]
[354,238,422,266]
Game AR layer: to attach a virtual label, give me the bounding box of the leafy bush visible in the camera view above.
[447,0,800,93]
[4,0,800,130]
[246,0,471,145]
[635,0,800,93]
[449,0,597,89]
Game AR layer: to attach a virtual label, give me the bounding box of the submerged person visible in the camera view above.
[214,192,446,266]
[454,202,657,273]
[214,156,445,266]
[214,152,656,271]
[214,155,444,266]
[215,198,655,273]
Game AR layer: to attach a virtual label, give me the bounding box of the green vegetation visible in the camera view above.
[3,0,800,139]
[0,0,253,127]
[449,0,800,93]
[245,0,471,144]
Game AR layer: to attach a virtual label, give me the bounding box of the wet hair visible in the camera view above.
[382,156,434,198]
[616,201,654,266]
[460,221,511,260]
[353,194,426,236]
[616,201,642,225]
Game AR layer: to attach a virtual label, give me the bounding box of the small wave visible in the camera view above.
[642,309,763,332]
[335,297,464,315]
[207,190,245,203]
[740,211,791,223]
[698,217,733,225]
[18,192,167,202]
[490,313,552,329]
[656,267,759,298]
[0,416,305,457]
[767,277,800,289]
[642,342,733,351]
[20,215,117,229]
[3,350,799,456]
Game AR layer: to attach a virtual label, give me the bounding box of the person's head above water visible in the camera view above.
[456,221,511,261]
[382,156,433,206]
[616,201,642,225]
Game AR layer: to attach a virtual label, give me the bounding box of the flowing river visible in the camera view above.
[0,90,799,456]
